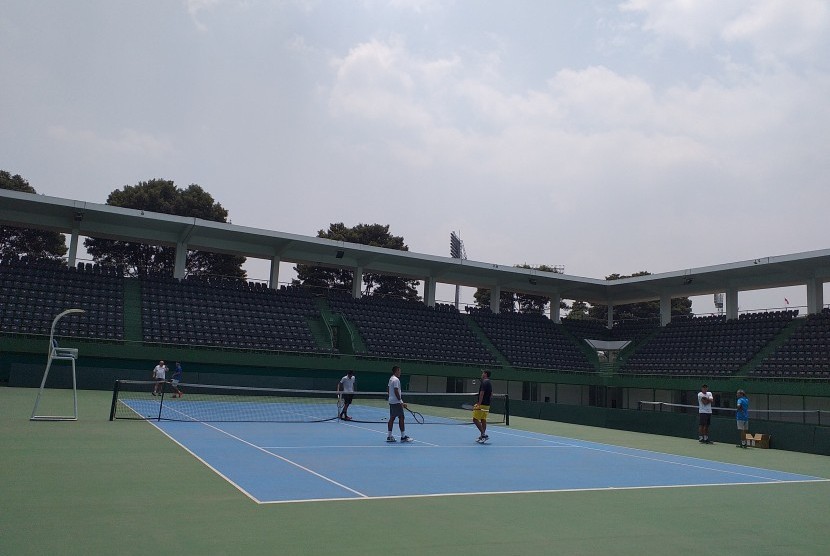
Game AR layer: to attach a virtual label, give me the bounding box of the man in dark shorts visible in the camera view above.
[473,370,493,443]
[386,366,411,443]
[337,370,355,420]
[698,383,714,444]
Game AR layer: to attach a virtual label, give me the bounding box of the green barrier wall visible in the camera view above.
[510,400,829,456]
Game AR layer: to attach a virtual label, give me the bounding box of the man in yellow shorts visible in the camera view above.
[473,370,492,443]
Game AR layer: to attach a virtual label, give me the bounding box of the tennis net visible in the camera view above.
[110,380,509,425]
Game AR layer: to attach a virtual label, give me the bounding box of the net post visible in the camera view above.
[157,390,165,421]
[109,380,121,421]
[504,394,510,427]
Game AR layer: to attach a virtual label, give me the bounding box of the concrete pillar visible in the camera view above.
[550,293,561,323]
[806,278,824,315]
[68,227,79,268]
[607,304,614,329]
[174,242,187,279]
[352,266,363,299]
[269,256,281,290]
[726,287,739,320]
[490,286,501,314]
[660,294,672,327]
[423,277,436,307]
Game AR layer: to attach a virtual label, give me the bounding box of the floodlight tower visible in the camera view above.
[714,293,724,316]
[450,231,467,309]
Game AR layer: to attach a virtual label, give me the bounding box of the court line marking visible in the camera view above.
[487,428,827,482]
[131,400,369,499]
[197,421,370,498]
[336,420,442,446]
[128,401,826,503]
[257,477,830,505]
[144,420,264,504]
[259,444,573,449]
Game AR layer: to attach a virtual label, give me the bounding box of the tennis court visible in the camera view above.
[4,386,830,555]
[116,385,824,504]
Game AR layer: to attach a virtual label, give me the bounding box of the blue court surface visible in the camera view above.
[138,409,827,504]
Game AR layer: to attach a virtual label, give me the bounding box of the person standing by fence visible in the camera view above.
[736,389,749,448]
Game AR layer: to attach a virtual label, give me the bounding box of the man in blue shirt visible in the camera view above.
[736,389,749,448]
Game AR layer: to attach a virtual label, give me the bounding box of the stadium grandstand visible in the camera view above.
[1,188,829,454]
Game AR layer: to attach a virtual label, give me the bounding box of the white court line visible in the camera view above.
[144,419,263,504]
[260,444,573,449]
[130,401,827,505]
[132,400,369,500]
[258,477,830,505]
[487,428,827,482]
[196,420,369,499]
[336,420,442,446]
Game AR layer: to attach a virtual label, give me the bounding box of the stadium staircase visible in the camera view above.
[311,297,369,355]
[558,325,602,371]
[308,298,335,351]
[739,316,807,374]
[461,315,511,368]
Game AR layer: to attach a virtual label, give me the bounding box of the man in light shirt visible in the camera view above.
[337,370,356,420]
[151,360,167,396]
[386,366,412,443]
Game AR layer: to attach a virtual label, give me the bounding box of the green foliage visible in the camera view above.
[577,271,692,321]
[84,179,245,278]
[473,288,518,312]
[566,300,590,319]
[294,223,420,300]
[0,171,67,261]
[473,264,566,314]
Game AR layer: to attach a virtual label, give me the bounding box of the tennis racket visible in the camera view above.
[337,393,344,416]
[405,406,425,424]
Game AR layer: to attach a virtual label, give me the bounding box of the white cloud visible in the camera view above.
[620,0,829,66]
[328,38,448,129]
[722,1,829,62]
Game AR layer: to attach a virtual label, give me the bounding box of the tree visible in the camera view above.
[0,171,67,261]
[473,288,518,313]
[84,179,246,278]
[566,300,590,319]
[583,271,692,321]
[473,264,567,314]
[293,223,420,300]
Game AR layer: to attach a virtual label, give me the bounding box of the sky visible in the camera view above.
[2,0,829,314]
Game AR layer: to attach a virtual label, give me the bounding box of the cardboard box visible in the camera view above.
[745,433,771,449]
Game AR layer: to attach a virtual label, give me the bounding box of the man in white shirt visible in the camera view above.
[386,366,412,443]
[697,383,714,444]
[337,370,356,420]
[152,360,168,396]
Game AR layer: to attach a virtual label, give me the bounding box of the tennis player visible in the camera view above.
[337,370,355,420]
[387,366,412,443]
[698,383,714,444]
[473,370,492,443]
[151,360,167,396]
[170,362,184,398]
